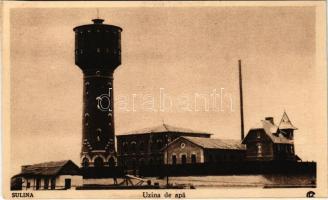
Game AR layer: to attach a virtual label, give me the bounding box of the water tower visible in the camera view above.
[73,19,122,168]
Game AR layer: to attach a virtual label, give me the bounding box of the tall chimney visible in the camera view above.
[239,60,245,140]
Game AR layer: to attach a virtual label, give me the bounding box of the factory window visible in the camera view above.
[291,145,294,154]
[94,157,104,168]
[181,155,187,165]
[26,182,30,189]
[172,155,177,165]
[131,141,137,152]
[191,154,197,164]
[123,142,128,153]
[82,157,89,168]
[139,141,144,152]
[156,140,162,149]
[97,48,101,53]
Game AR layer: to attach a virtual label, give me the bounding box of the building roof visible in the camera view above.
[13,160,81,178]
[117,123,211,136]
[243,119,293,144]
[165,136,245,150]
[279,112,297,130]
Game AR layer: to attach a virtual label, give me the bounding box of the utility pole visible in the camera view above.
[239,60,245,140]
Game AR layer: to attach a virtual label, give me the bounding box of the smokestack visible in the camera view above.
[239,60,245,140]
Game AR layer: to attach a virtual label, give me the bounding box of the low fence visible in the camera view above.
[79,161,316,178]
[139,161,316,177]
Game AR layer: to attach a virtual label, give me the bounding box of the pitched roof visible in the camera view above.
[13,160,80,177]
[279,112,297,130]
[118,123,211,136]
[244,120,293,144]
[179,136,245,150]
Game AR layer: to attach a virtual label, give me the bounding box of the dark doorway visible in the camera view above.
[94,157,104,168]
[44,178,49,189]
[36,178,41,190]
[108,157,115,167]
[181,155,187,165]
[50,178,56,190]
[191,154,196,164]
[64,179,71,189]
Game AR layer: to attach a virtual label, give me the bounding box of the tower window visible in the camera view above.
[82,157,89,168]
[96,129,102,142]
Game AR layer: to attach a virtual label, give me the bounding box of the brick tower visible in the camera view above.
[73,19,122,168]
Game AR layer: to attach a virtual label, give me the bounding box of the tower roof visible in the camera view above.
[279,111,297,130]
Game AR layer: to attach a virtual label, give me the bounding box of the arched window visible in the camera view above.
[191,154,196,164]
[139,141,144,152]
[131,141,136,152]
[181,155,187,165]
[94,157,104,168]
[123,142,128,154]
[172,155,177,165]
[82,157,89,168]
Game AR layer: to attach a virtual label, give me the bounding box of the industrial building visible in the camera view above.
[162,136,246,164]
[242,112,300,161]
[116,124,211,169]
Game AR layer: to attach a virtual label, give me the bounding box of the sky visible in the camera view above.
[9,5,320,175]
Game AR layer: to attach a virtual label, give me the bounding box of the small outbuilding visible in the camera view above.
[11,160,82,190]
